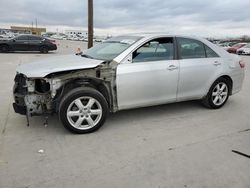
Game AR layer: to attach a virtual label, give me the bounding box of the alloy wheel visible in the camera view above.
[66,97,103,130]
[211,82,228,106]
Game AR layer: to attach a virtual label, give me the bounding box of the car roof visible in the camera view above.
[17,34,42,37]
[121,32,204,40]
[113,33,231,62]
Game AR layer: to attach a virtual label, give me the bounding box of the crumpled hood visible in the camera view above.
[16,54,104,78]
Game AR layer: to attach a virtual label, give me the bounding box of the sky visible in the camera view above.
[0,0,250,38]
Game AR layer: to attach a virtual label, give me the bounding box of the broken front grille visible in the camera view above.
[14,73,27,95]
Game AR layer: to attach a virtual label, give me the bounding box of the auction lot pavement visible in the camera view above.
[0,40,249,188]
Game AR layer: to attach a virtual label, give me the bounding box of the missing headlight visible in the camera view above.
[35,79,50,93]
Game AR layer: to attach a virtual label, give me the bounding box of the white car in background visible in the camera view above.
[13,34,245,134]
[237,43,250,55]
[51,34,66,40]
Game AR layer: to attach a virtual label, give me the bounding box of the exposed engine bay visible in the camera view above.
[13,61,118,123]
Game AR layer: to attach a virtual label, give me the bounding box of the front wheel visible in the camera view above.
[202,78,230,109]
[59,87,109,134]
[0,45,10,53]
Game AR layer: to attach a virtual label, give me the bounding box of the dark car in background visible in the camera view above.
[227,43,247,54]
[0,35,57,53]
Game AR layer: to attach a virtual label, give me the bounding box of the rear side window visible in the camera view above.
[205,45,219,58]
[29,36,42,41]
[16,35,29,40]
[178,38,206,59]
[133,38,174,62]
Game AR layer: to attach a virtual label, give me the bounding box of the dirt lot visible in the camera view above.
[0,40,250,188]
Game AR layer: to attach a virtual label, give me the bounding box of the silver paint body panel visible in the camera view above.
[16,33,245,112]
[115,34,244,110]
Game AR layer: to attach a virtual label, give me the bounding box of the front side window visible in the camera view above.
[29,36,42,41]
[133,38,174,62]
[16,35,28,40]
[178,38,206,59]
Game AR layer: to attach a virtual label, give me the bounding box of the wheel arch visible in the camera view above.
[55,78,112,111]
[40,45,49,52]
[219,75,233,95]
[204,75,233,98]
[0,43,11,50]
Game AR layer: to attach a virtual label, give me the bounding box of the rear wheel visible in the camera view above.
[40,46,49,53]
[0,45,10,53]
[59,87,109,134]
[202,78,230,109]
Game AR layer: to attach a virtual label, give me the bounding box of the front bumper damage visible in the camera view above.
[13,103,26,115]
[13,62,118,127]
[13,74,53,117]
[13,73,27,115]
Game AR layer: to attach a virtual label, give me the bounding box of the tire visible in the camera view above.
[202,78,230,109]
[0,45,10,53]
[40,46,49,53]
[59,87,109,134]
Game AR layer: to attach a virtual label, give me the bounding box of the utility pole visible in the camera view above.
[35,18,38,35]
[35,18,38,29]
[88,0,93,48]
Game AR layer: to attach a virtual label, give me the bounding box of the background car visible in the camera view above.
[0,34,57,53]
[218,41,238,50]
[227,43,247,53]
[237,43,250,55]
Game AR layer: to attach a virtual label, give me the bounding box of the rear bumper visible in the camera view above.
[231,70,245,95]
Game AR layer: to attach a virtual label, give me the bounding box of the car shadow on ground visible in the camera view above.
[0,51,57,55]
[15,100,210,135]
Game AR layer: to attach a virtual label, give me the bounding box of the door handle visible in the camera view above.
[167,65,178,71]
[213,61,221,66]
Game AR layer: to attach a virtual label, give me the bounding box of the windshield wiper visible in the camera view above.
[81,54,94,59]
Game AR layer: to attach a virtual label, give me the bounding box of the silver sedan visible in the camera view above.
[13,34,245,133]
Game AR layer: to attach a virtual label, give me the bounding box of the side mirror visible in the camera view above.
[12,39,16,42]
[126,54,133,63]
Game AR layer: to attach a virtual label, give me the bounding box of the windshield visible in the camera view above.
[82,36,142,61]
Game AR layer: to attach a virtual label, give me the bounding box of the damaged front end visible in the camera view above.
[13,74,53,118]
[13,61,118,126]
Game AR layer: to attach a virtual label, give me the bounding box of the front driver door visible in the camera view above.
[116,37,179,110]
[28,35,43,51]
[12,35,29,51]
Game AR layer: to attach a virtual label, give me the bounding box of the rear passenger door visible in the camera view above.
[177,37,222,101]
[28,35,43,51]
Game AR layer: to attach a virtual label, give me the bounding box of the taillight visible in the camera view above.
[239,61,245,68]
